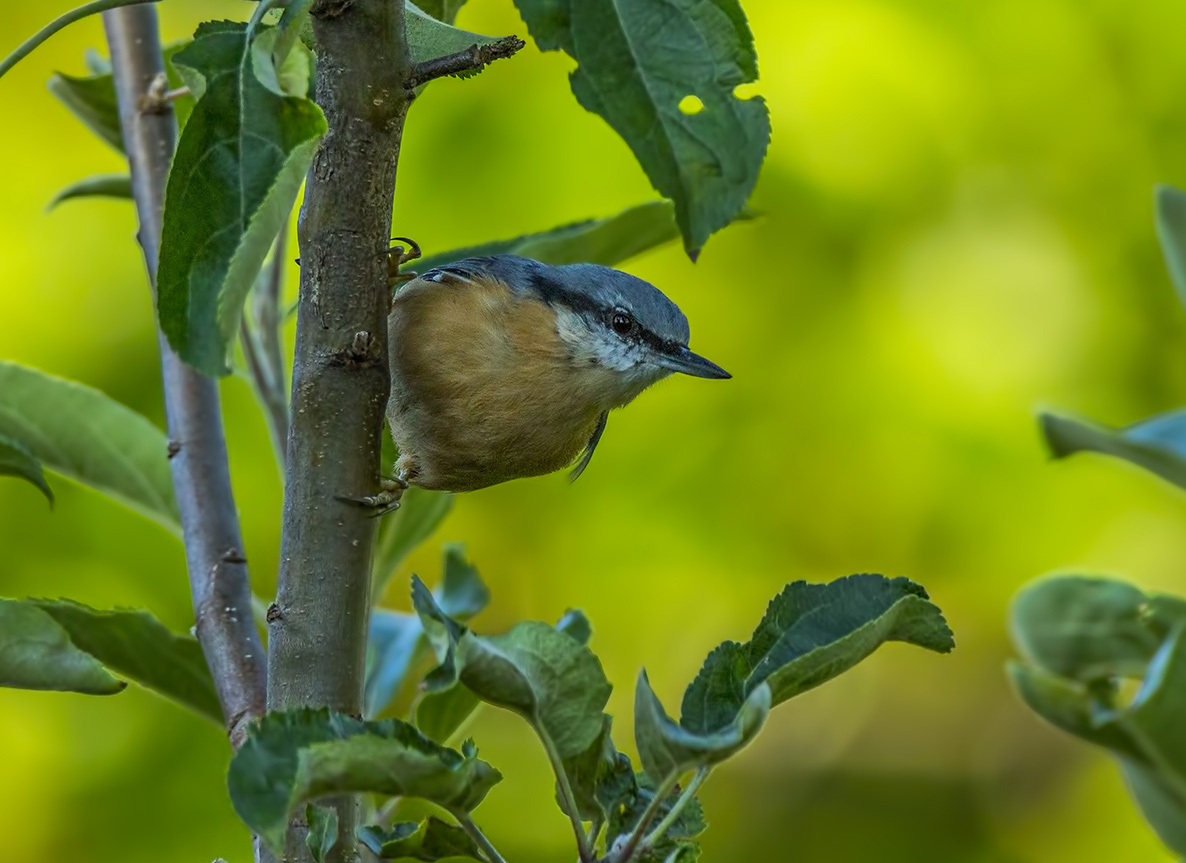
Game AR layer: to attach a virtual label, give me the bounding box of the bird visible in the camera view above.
[349,252,730,511]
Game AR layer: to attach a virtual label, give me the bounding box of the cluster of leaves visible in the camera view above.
[230,553,953,862]
[1010,184,1186,857]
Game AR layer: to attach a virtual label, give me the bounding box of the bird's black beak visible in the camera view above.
[658,345,731,379]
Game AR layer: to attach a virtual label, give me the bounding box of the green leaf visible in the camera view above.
[356,816,483,860]
[635,672,769,781]
[34,600,221,721]
[158,21,326,375]
[305,804,340,863]
[365,546,486,719]
[555,608,592,645]
[373,486,455,600]
[47,173,132,209]
[681,575,954,735]
[602,768,707,860]
[0,600,124,695]
[1011,576,1163,681]
[0,360,178,533]
[1121,760,1186,856]
[416,683,482,744]
[46,69,123,152]
[0,435,53,505]
[412,576,612,757]
[512,0,769,256]
[410,0,472,25]
[416,200,727,273]
[1155,184,1186,316]
[229,708,500,853]
[1040,409,1186,492]
[557,714,618,821]
[271,0,316,72]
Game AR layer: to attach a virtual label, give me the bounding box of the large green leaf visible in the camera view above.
[680,575,954,735]
[512,0,768,256]
[356,816,482,861]
[0,598,220,722]
[415,200,722,273]
[0,435,53,505]
[413,577,612,758]
[0,600,123,695]
[0,360,178,533]
[1011,576,1163,681]
[1040,409,1186,492]
[1155,184,1186,315]
[635,672,769,782]
[229,709,500,852]
[158,21,326,375]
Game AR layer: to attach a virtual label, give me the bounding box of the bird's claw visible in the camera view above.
[387,237,422,288]
[336,474,409,518]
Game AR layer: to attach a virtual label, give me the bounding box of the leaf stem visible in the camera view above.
[0,0,156,80]
[609,771,680,863]
[641,767,709,849]
[540,733,596,863]
[456,814,507,863]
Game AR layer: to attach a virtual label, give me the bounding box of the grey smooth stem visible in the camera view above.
[102,6,267,748]
[267,0,411,859]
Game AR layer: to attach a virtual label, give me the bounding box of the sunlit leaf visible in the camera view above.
[680,575,954,734]
[1011,576,1162,681]
[47,173,132,209]
[512,0,768,256]
[0,435,53,505]
[412,576,612,757]
[229,709,500,852]
[356,815,482,860]
[0,600,124,695]
[635,672,769,781]
[1040,409,1186,492]
[415,201,726,273]
[159,21,326,375]
[0,360,178,533]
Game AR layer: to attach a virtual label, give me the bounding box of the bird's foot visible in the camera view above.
[336,473,409,517]
[387,237,422,289]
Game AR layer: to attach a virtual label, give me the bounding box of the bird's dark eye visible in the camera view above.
[611,311,635,335]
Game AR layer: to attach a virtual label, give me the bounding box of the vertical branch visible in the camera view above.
[102,6,266,746]
[267,0,411,858]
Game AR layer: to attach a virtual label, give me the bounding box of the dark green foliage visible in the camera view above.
[356,816,482,860]
[157,20,326,376]
[306,804,340,863]
[228,708,501,852]
[512,0,769,256]
[680,574,955,734]
[0,598,220,721]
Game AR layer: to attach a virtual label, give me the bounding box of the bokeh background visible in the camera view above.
[4,0,1186,860]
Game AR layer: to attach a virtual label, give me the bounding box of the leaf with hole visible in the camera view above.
[229,708,500,853]
[680,575,954,735]
[158,21,326,375]
[512,0,769,256]
[0,360,178,533]
[0,435,53,506]
[1040,409,1186,493]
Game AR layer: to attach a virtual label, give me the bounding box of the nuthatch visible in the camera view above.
[354,253,729,510]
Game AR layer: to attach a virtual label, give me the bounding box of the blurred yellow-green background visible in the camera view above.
[4,0,1186,860]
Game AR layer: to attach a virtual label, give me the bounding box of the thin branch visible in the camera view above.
[0,0,156,80]
[617,768,711,863]
[540,732,596,863]
[101,7,266,747]
[456,814,508,863]
[407,37,526,89]
[608,771,681,863]
[242,231,290,465]
[267,0,412,859]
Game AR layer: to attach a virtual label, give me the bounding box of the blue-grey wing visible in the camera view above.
[569,411,608,482]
